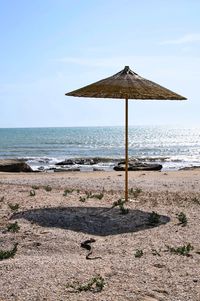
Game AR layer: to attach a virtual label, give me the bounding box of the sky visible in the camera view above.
[0,0,200,128]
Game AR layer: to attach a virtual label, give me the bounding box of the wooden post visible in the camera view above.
[125,98,128,202]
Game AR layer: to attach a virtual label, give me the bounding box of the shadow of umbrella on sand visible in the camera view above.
[11,207,170,236]
[65,66,186,202]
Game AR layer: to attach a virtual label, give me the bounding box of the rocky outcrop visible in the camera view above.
[48,167,80,172]
[93,167,105,171]
[56,157,117,166]
[114,161,162,171]
[179,166,200,171]
[0,159,33,172]
[56,159,75,166]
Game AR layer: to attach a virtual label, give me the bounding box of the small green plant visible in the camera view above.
[176,212,187,227]
[91,193,104,200]
[67,275,105,293]
[166,243,194,256]
[8,203,19,211]
[134,249,143,258]
[192,197,200,205]
[31,185,40,190]
[85,191,92,198]
[29,190,36,197]
[44,185,52,192]
[112,199,129,214]
[63,189,74,196]
[0,243,18,260]
[77,189,80,194]
[79,196,86,202]
[84,191,104,200]
[148,211,160,226]
[7,222,20,233]
[129,187,142,198]
[151,248,161,256]
[0,196,4,202]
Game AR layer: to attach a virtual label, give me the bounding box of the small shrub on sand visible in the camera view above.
[134,249,143,258]
[166,243,194,256]
[63,189,74,196]
[112,199,129,214]
[129,187,142,198]
[8,203,19,211]
[7,222,20,233]
[67,275,105,293]
[44,185,52,192]
[84,191,104,200]
[91,193,104,200]
[176,212,187,226]
[148,211,160,226]
[31,185,40,190]
[79,196,86,202]
[29,190,36,197]
[85,191,92,198]
[0,243,18,261]
[151,248,161,256]
[192,197,200,205]
[0,196,4,202]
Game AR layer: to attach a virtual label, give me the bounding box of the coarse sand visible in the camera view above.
[0,170,200,301]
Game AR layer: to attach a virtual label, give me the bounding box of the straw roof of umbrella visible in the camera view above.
[66,66,186,100]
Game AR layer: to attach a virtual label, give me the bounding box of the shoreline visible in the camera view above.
[1,155,200,172]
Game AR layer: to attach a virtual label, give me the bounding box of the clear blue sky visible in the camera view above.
[0,0,200,127]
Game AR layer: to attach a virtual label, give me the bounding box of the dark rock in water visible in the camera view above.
[179,166,200,171]
[49,167,80,172]
[75,159,86,165]
[92,157,118,164]
[76,158,101,165]
[0,159,33,172]
[56,159,75,166]
[114,162,162,171]
[75,158,94,165]
[38,166,45,171]
[93,167,104,171]
[56,157,116,166]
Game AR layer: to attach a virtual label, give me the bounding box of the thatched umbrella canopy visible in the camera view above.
[66,66,186,100]
[65,66,186,202]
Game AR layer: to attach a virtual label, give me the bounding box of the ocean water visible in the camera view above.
[0,126,200,171]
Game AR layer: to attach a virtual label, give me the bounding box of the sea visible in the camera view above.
[0,126,200,171]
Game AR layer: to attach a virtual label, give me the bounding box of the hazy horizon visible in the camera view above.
[1,124,200,129]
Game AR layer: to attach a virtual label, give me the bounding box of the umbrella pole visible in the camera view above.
[125,98,128,202]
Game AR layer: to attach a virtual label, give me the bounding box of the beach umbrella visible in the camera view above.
[65,66,186,202]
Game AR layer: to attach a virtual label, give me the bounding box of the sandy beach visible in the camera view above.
[0,170,200,301]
